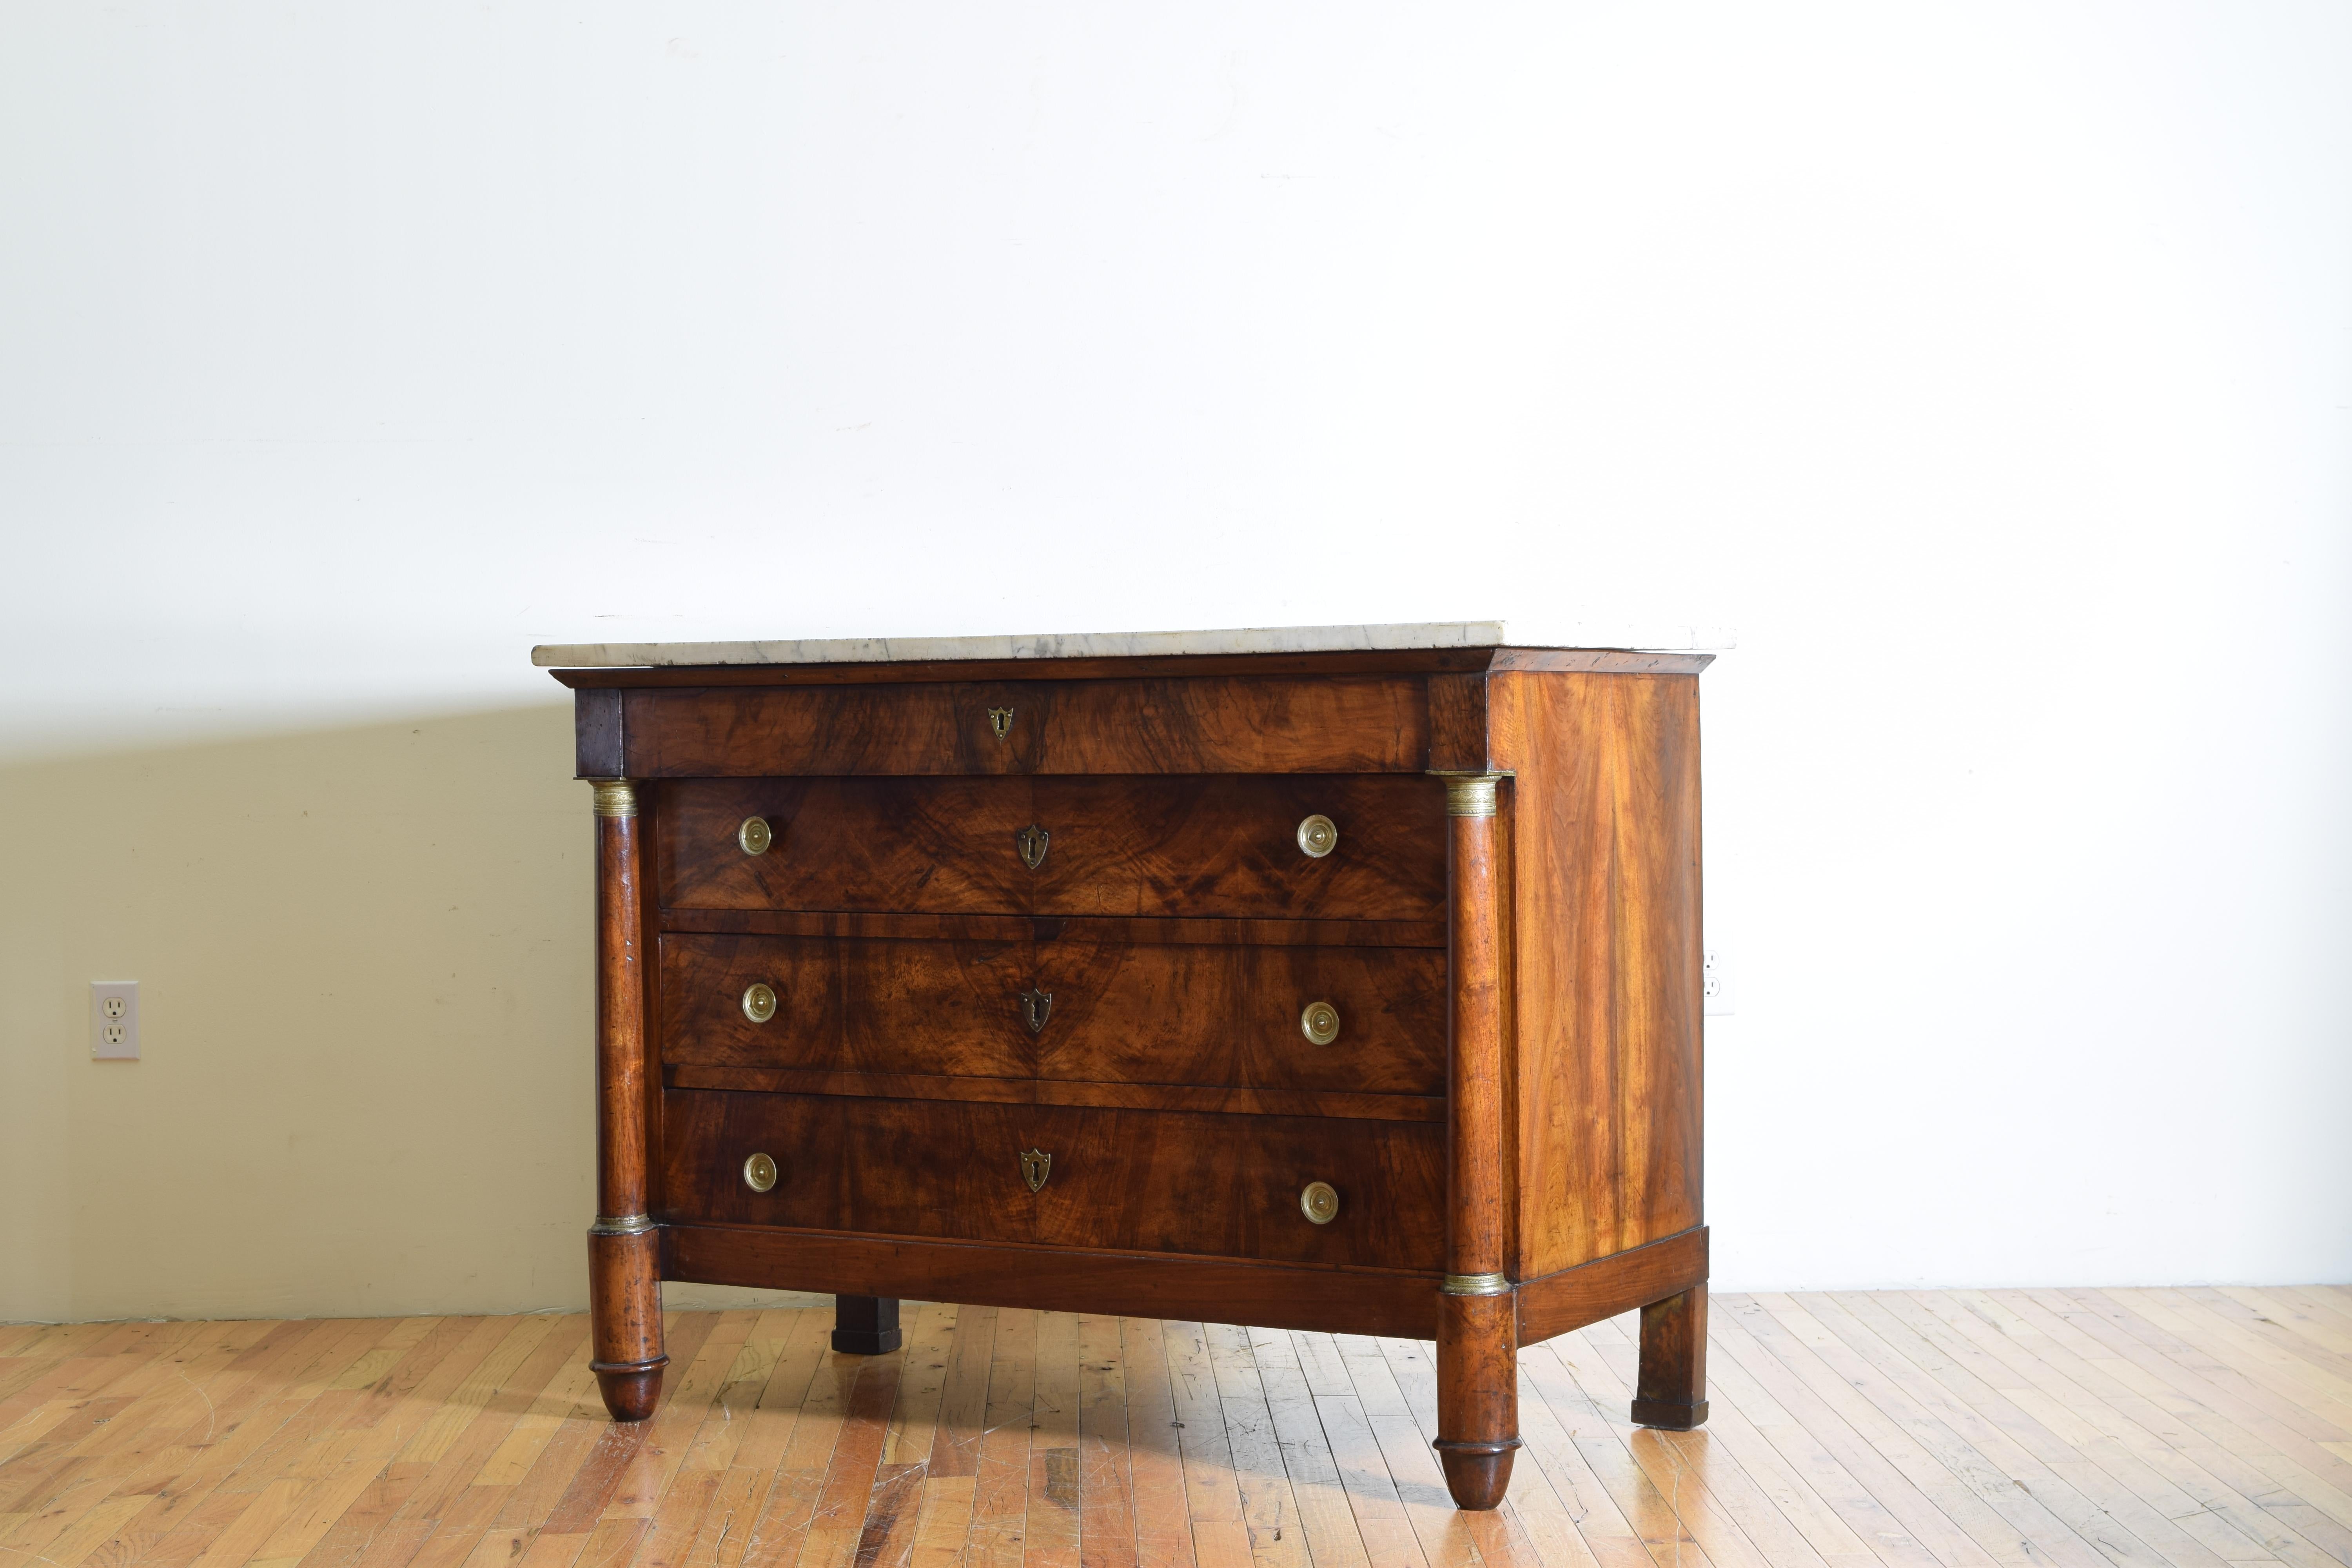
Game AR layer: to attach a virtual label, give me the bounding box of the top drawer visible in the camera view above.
[611,677,1428,776]
[659,774,1445,922]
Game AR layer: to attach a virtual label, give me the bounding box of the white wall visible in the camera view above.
[2,2,2346,1310]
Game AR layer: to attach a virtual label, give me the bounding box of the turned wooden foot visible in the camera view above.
[1435,1442,1518,1509]
[588,1223,666,1423]
[1436,1290,1521,1509]
[593,1361,665,1421]
[831,1294,903,1355]
[1632,1283,1710,1428]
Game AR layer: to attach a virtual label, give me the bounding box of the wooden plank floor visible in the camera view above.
[3,1288,2349,1568]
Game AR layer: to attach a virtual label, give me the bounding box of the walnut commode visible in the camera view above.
[541,626,1712,1511]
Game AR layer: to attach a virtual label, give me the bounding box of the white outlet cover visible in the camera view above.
[90,980,139,1059]
[1702,949,1735,1016]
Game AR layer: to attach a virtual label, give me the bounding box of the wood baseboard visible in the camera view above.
[1514,1226,1709,1345]
[661,1221,1707,1345]
[662,1223,1443,1338]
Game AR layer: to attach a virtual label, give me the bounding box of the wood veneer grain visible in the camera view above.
[659,774,1444,922]
[659,932,1445,1098]
[619,678,1430,776]
[657,1091,1446,1271]
[1494,671,1703,1279]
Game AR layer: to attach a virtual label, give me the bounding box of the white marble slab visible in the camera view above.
[533,621,1733,668]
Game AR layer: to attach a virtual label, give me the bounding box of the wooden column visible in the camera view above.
[587,778,666,1421]
[1434,771,1519,1509]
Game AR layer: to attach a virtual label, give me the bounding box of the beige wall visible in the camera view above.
[0,704,808,1323]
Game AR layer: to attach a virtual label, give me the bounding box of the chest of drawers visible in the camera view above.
[539,626,1713,1510]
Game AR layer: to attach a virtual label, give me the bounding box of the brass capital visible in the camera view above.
[1440,1272,1512,1296]
[589,779,638,818]
[1434,772,1506,817]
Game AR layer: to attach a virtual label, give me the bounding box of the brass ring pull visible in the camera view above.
[738,816,773,855]
[741,983,779,1024]
[1299,1000,1341,1046]
[1296,814,1338,858]
[743,1152,779,1192]
[1300,1181,1340,1225]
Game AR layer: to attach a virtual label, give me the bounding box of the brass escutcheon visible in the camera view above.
[1299,1181,1341,1225]
[1019,1147,1053,1192]
[738,816,773,855]
[1018,988,1053,1035]
[1015,824,1051,871]
[987,706,1015,740]
[741,983,778,1024]
[1296,813,1338,858]
[1299,1000,1341,1046]
[743,1152,779,1193]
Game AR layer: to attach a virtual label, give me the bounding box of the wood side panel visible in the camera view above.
[659,934,1444,1095]
[1497,671,1703,1279]
[659,1226,1442,1337]
[658,775,1444,922]
[621,677,1430,776]
[657,1091,1445,1270]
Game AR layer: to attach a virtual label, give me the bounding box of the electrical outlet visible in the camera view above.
[1702,949,1735,1016]
[91,981,139,1059]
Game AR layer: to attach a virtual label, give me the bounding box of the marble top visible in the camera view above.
[532,621,1731,668]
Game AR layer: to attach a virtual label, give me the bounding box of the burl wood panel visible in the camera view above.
[1490,672,1704,1279]
[660,932,1445,1097]
[658,1090,1445,1270]
[619,677,1429,776]
[659,775,1445,922]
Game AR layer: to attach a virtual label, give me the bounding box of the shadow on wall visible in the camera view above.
[0,704,817,1323]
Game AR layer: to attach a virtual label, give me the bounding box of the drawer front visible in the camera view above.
[621,677,1428,777]
[660,1090,1444,1270]
[661,933,1446,1097]
[659,775,1444,922]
